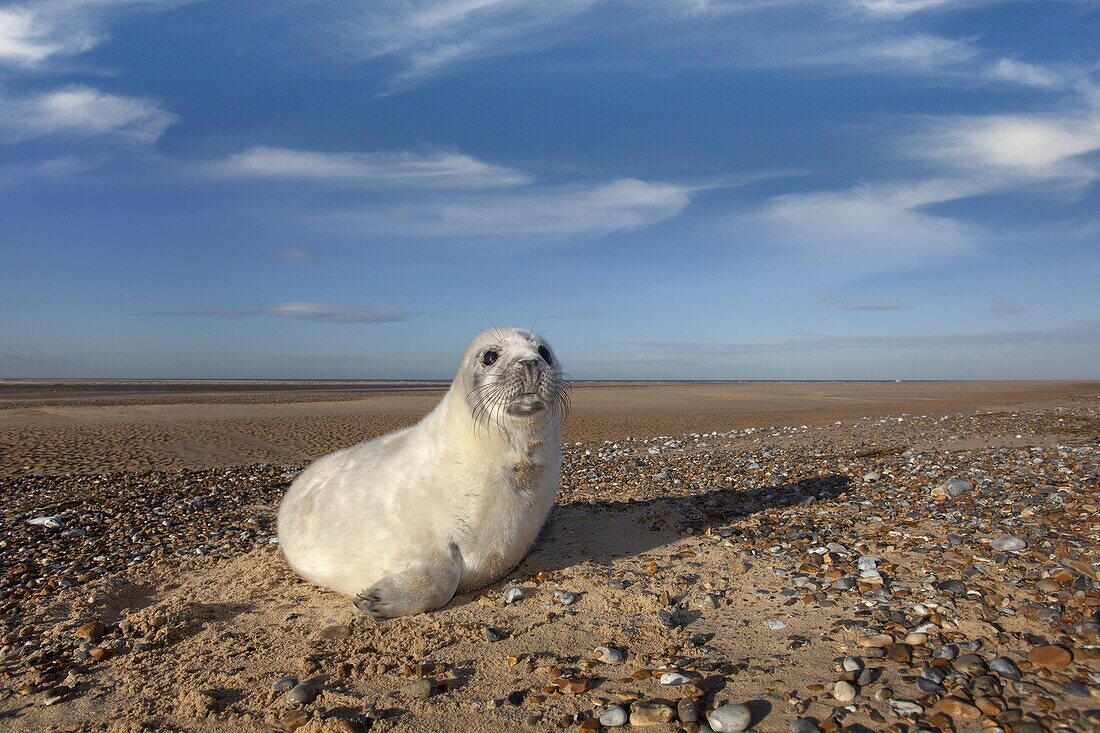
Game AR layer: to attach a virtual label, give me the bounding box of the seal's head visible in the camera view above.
[457,327,567,430]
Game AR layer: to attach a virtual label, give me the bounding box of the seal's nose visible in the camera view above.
[517,358,539,391]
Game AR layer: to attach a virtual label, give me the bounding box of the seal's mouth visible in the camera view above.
[505,392,546,416]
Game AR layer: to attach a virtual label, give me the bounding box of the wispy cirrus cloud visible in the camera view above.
[327,177,692,238]
[214,146,533,188]
[0,85,176,143]
[143,302,419,324]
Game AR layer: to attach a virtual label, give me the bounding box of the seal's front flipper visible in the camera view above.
[355,544,463,619]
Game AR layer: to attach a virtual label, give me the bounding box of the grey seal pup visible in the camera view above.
[277,327,567,618]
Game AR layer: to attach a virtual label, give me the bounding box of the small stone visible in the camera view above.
[42,686,70,706]
[863,471,881,482]
[933,697,981,719]
[832,681,858,702]
[630,700,675,726]
[904,633,928,646]
[791,719,821,733]
[936,579,967,595]
[767,618,788,630]
[989,535,1026,552]
[287,683,318,705]
[599,705,628,727]
[1060,681,1090,697]
[874,688,893,701]
[273,676,298,691]
[886,644,912,663]
[932,644,958,660]
[707,703,753,732]
[483,626,504,642]
[503,587,526,604]
[889,699,923,716]
[933,478,972,498]
[74,621,105,642]
[594,646,625,664]
[834,576,856,591]
[402,679,433,700]
[659,671,693,685]
[857,634,893,648]
[677,697,699,723]
[953,654,987,675]
[1027,644,1072,669]
[841,657,862,672]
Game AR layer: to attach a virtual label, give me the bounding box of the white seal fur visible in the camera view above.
[277,327,567,618]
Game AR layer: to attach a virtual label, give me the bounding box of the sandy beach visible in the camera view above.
[1,381,1097,732]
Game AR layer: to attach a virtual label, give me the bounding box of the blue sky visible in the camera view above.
[1,0,1098,379]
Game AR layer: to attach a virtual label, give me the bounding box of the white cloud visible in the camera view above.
[144,302,419,324]
[756,179,981,273]
[216,146,533,188]
[0,85,176,143]
[852,0,959,16]
[0,5,96,67]
[982,58,1072,90]
[0,1,187,69]
[917,107,1100,185]
[336,177,692,237]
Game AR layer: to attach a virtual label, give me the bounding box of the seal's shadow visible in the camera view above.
[514,473,852,579]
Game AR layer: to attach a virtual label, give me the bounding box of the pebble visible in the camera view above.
[767,618,788,630]
[503,587,526,604]
[599,705,628,727]
[594,646,625,664]
[933,696,981,719]
[953,653,987,674]
[42,686,70,705]
[989,535,1026,551]
[790,719,821,733]
[833,576,856,591]
[629,700,675,726]
[27,515,63,529]
[935,579,967,595]
[287,683,318,704]
[557,591,579,606]
[677,697,698,724]
[483,626,504,642]
[707,703,753,732]
[273,675,298,691]
[857,633,892,648]
[1027,644,1072,669]
[832,681,857,702]
[659,671,693,685]
[401,679,433,700]
[889,699,923,716]
[841,657,862,672]
[934,478,972,497]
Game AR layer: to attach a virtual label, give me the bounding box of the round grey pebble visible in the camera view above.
[1061,681,1091,697]
[287,683,318,704]
[932,644,958,660]
[595,646,625,664]
[834,576,856,591]
[953,653,987,675]
[599,705,628,727]
[401,679,433,700]
[503,587,526,604]
[791,719,821,733]
[708,703,752,732]
[273,675,298,692]
[936,579,967,595]
[989,656,1021,680]
[833,680,858,702]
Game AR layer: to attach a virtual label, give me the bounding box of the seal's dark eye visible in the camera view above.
[481,350,499,366]
[537,345,553,366]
